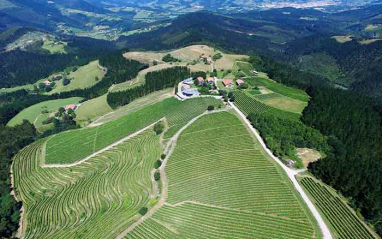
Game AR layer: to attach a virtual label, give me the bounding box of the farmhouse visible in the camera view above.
[223,79,233,87]
[65,104,78,111]
[207,77,215,84]
[200,55,213,64]
[182,84,191,90]
[197,77,205,84]
[183,77,193,85]
[44,80,52,86]
[236,79,245,85]
[182,90,201,97]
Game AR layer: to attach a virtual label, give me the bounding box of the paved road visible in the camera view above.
[229,101,333,239]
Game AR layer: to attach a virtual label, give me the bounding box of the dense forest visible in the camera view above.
[107,66,190,108]
[285,36,382,97]
[247,112,330,168]
[0,121,37,237]
[302,87,382,235]
[0,35,117,88]
[251,55,382,236]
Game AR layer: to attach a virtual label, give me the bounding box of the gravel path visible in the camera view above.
[229,101,333,239]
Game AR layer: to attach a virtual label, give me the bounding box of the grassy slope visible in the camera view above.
[75,94,113,125]
[49,61,105,94]
[45,97,222,164]
[7,97,83,128]
[41,39,67,54]
[125,111,320,238]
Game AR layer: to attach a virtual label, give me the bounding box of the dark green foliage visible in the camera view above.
[139,207,148,216]
[63,78,71,86]
[302,86,382,235]
[248,113,330,161]
[207,105,215,111]
[161,154,166,160]
[238,83,249,89]
[154,160,162,169]
[191,71,206,79]
[42,117,54,125]
[162,54,180,62]
[153,122,165,135]
[0,121,37,238]
[45,86,52,92]
[154,172,160,181]
[212,53,222,61]
[107,67,190,108]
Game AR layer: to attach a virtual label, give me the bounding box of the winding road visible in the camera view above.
[229,101,333,239]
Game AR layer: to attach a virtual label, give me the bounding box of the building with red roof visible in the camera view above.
[222,79,233,87]
[236,79,245,85]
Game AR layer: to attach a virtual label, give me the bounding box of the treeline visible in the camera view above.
[107,66,190,108]
[0,121,37,237]
[302,87,382,235]
[247,112,330,168]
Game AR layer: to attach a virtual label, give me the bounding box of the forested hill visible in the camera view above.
[284,35,382,97]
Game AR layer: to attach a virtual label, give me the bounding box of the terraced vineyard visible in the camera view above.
[300,177,377,239]
[125,111,320,238]
[45,97,222,164]
[233,91,270,115]
[13,131,160,239]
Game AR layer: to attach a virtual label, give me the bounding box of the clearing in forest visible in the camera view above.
[7,97,83,130]
[125,111,320,238]
[48,61,106,94]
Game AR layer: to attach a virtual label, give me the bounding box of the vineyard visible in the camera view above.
[13,131,160,239]
[233,91,270,115]
[125,111,320,238]
[45,97,222,164]
[300,177,377,239]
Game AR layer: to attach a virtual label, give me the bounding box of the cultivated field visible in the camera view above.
[45,97,222,164]
[299,176,377,239]
[13,131,160,239]
[75,94,113,125]
[49,61,106,94]
[234,91,301,121]
[253,92,308,114]
[245,77,309,102]
[7,97,83,129]
[125,112,319,238]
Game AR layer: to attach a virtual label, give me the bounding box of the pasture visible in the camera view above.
[299,176,377,239]
[125,111,320,238]
[245,77,309,102]
[124,45,247,71]
[41,39,67,54]
[44,97,222,164]
[7,97,83,129]
[13,131,160,239]
[49,61,106,94]
[75,94,113,125]
[253,92,308,114]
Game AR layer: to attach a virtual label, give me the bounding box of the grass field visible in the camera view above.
[7,97,83,129]
[245,77,309,102]
[125,111,319,238]
[41,39,67,54]
[13,131,160,238]
[45,97,222,164]
[76,94,113,125]
[49,61,106,94]
[253,92,308,114]
[299,176,377,239]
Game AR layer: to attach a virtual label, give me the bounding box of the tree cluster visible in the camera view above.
[107,66,190,108]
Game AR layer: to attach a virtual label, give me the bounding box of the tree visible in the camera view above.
[207,105,215,111]
[45,86,52,92]
[139,207,148,215]
[154,122,165,135]
[154,172,160,181]
[63,78,71,86]
[154,160,162,169]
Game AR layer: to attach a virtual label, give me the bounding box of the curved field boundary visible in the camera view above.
[41,118,165,168]
[229,101,332,239]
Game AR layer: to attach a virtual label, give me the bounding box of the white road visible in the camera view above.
[229,101,333,239]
